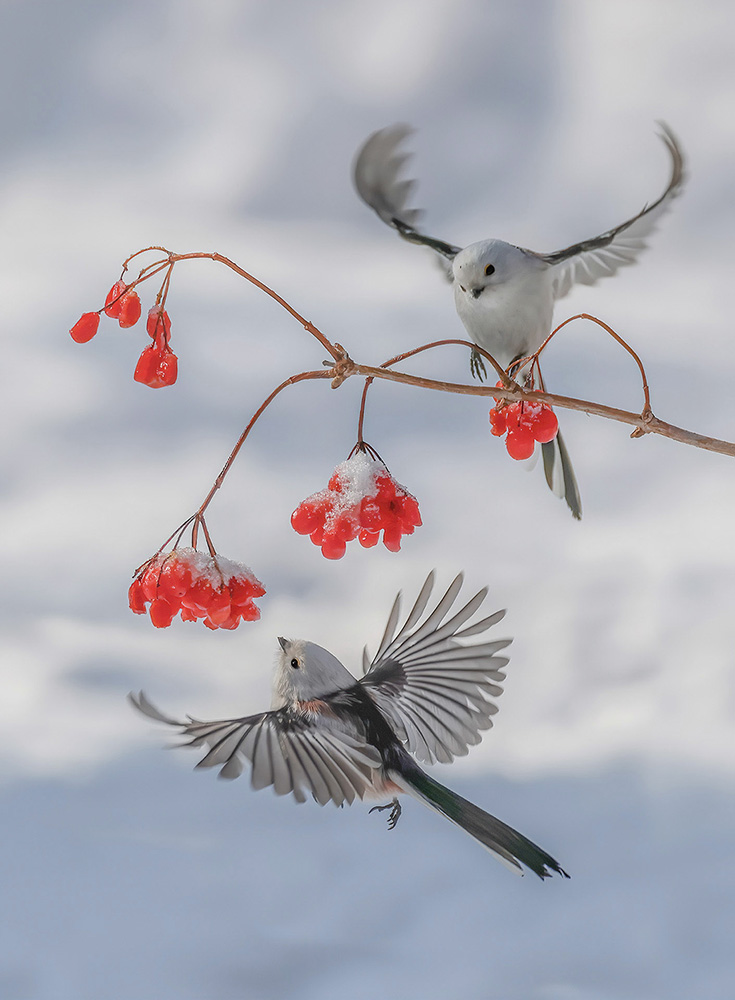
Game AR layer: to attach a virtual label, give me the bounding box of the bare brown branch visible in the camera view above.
[114,244,735,534]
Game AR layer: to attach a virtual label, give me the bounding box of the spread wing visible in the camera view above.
[359,572,511,765]
[129,691,381,807]
[542,123,685,299]
[353,123,461,263]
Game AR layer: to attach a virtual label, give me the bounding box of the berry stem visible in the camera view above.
[197,515,217,558]
[193,369,332,519]
[356,377,373,446]
[105,245,735,464]
[378,338,516,387]
[518,313,653,415]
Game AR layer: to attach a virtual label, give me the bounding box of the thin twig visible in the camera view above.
[349,363,735,457]
[195,369,333,517]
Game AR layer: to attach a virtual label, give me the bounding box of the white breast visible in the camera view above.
[454,266,555,370]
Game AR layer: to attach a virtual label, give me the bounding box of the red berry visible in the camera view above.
[146,307,171,344]
[321,534,347,560]
[332,513,359,542]
[238,601,261,622]
[134,346,159,386]
[228,578,254,605]
[358,529,379,548]
[140,567,160,602]
[382,524,403,553]
[375,474,396,500]
[291,503,323,535]
[504,402,522,430]
[128,579,147,614]
[399,495,422,528]
[134,345,178,388]
[359,497,382,531]
[156,349,178,387]
[328,472,344,492]
[489,408,506,436]
[159,559,192,598]
[70,312,100,344]
[104,281,128,319]
[149,596,178,628]
[310,525,325,546]
[217,611,242,630]
[531,407,559,443]
[118,291,142,328]
[181,578,215,613]
[505,426,535,460]
[206,589,232,625]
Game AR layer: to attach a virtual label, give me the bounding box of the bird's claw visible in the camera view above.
[369,797,402,830]
[469,349,488,382]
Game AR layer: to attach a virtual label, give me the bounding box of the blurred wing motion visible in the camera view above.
[542,123,685,299]
[360,571,511,765]
[353,123,461,262]
[129,691,381,807]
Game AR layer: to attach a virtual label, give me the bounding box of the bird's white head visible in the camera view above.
[272,637,356,708]
[452,239,536,299]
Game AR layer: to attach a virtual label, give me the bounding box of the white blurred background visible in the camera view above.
[1,1,735,997]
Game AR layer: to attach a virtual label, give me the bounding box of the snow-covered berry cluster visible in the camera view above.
[291,450,422,559]
[490,399,559,460]
[128,548,265,629]
[69,281,179,388]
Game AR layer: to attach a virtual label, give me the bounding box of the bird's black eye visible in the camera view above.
[484,264,495,277]
[290,658,300,669]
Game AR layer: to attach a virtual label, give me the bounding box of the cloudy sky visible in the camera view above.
[2,2,735,998]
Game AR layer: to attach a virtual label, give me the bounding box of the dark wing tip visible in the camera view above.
[128,690,182,726]
[654,120,686,201]
[352,125,461,261]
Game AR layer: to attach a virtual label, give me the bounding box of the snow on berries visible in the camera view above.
[291,449,422,559]
[129,548,265,630]
[69,280,179,388]
[490,390,559,462]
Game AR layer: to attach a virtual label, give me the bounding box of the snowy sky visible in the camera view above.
[2,2,735,998]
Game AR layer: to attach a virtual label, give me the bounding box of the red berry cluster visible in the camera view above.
[128,548,265,630]
[291,450,422,559]
[69,281,179,388]
[490,399,559,460]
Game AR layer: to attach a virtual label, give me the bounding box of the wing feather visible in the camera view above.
[128,692,380,807]
[353,124,461,261]
[542,123,685,299]
[360,574,512,764]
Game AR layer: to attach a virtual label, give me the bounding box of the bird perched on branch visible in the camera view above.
[353,123,686,520]
[131,571,568,880]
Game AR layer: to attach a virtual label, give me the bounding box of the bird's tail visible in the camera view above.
[542,429,582,521]
[392,768,569,880]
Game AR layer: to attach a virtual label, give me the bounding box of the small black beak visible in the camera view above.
[277,636,288,651]
[471,287,483,300]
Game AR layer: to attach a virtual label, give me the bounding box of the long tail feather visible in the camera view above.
[542,430,582,521]
[393,768,569,880]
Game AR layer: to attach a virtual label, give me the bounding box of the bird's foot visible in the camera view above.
[469,349,488,382]
[369,797,402,830]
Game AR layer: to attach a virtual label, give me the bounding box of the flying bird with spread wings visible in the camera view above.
[131,572,568,880]
[353,123,686,519]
